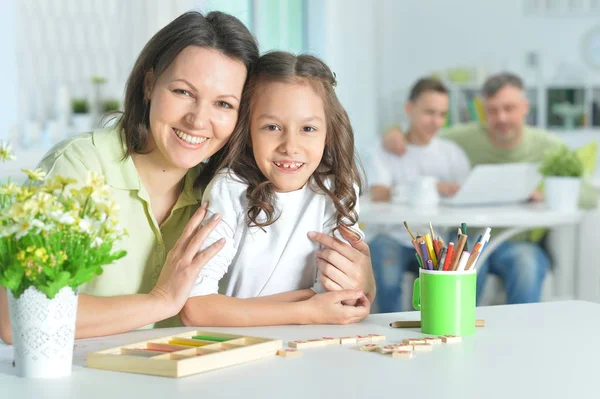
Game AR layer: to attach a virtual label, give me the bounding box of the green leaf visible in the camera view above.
[539,145,584,178]
[37,271,71,299]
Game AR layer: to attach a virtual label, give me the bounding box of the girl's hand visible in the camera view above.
[303,290,370,324]
[309,226,377,302]
[150,202,226,315]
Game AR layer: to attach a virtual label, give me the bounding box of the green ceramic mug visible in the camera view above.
[412,268,477,336]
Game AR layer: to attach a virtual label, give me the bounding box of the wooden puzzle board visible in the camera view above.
[87,330,282,378]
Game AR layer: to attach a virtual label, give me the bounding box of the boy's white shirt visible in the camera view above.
[189,170,364,299]
[367,137,471,247]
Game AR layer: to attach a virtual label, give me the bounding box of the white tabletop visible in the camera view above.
[1,300,598,399]
[360,200,583,227]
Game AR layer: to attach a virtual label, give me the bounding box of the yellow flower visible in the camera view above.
[22,168,46,182]
[16,187,35,202]
[86,172,105,188]
[0,141,16,162]
[53,175,77,187]
[0,182,19,195]
[8,203,26,220]
[15,220,32,239]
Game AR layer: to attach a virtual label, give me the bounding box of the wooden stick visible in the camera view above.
[390,319,485,328]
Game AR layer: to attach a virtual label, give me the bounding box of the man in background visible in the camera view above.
[367,77,471,312]
[382,72,597,305]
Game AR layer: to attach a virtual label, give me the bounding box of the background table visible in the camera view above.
[1,301,598,399]
[360,200,584,301]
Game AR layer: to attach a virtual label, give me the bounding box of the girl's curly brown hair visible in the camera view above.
[213,51,364,230]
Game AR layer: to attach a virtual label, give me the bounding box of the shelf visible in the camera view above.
[447,83,600,131]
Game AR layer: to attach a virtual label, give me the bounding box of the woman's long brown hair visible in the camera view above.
[217,51,364,230]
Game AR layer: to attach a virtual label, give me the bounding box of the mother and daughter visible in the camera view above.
[0,10,376,343]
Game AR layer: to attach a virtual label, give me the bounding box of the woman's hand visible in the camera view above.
[303,290,371,324]
[309,226,377,303]
[150,202,226,314]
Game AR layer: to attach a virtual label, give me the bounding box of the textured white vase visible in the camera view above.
[544,177,581,211]
[8,286,78,378]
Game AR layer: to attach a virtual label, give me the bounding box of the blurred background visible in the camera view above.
[1,0,600,306]
[2,0,600,176]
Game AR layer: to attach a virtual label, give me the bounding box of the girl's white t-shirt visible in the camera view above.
[189,171,364,299]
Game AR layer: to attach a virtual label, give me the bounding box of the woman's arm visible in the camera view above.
[180,289,369,327]
[0,203,225,344]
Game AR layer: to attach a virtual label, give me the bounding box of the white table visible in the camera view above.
[1,301,598,399]
[360,200,584,300]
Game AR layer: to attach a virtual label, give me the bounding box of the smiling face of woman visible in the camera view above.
[144,46,248,173]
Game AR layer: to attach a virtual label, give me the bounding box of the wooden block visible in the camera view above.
[356,335,373,342]
[423,337,442,345]
[359,344,380,352]
[412,343,433,351]
[377,346,396,354]
[440,335,462,344]
[391,344,413,352]
[402,338,426,345]
[277,349,302,358]
[339,336,358,344]
[168,338,209,347]
[321,337,340,346]
[392,351,414,359]
[367,334,386,341]
[289,338,333,349]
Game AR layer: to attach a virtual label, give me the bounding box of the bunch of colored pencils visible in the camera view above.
[403,221,491,271]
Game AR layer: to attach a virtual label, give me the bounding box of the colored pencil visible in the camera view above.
[443,242,454,271]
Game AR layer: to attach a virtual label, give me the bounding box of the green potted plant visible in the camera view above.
[538,144,584,211]
[0,142,127,378]
[102,99,120,113]
[71,98,91,133]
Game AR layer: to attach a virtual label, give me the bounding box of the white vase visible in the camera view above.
[8,286,78,378]
[544,176,581,211]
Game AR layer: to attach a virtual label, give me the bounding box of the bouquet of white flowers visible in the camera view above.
[0,141,127,299]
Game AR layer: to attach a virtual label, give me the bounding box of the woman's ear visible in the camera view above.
[144,70,155,102]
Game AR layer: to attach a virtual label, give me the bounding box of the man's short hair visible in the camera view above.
[481,72,524,98]
[408,77,448,102]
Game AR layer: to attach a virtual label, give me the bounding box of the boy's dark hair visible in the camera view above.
[481,72,524,98]
[408,77,448,102]
[116,10,259,183]
[217,51,363,230]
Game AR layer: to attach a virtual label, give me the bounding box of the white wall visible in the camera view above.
[377,0,600,125]
[315,0,380,162]
[314,0,600,151]
[0,0,18,142]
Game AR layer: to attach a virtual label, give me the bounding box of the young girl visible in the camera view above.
[180,51,368,327]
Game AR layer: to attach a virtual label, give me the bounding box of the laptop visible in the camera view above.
[441,162,542,206]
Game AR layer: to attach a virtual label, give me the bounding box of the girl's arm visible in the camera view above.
[180,289,369,327]
[248,289,316,302]
[0,204,225,344]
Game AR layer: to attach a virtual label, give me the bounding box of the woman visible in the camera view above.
[0,11,375,343]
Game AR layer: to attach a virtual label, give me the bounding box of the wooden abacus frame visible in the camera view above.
[87,330,282,378]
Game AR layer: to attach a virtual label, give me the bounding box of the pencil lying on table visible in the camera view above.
[390,320,486,328]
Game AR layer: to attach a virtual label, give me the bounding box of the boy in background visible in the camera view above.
[367,77,471,312]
